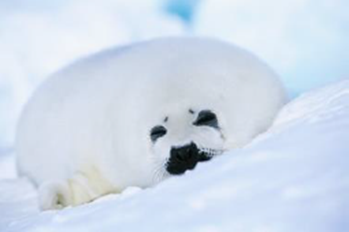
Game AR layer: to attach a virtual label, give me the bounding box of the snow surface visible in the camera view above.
[0,80,348,231]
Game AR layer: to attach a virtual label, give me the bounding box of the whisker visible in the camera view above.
[151,158,169,184]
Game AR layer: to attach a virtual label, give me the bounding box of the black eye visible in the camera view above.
[193,110,219,128]
[150,125,167,142]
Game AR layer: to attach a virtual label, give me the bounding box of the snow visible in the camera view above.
[1,80,348,232]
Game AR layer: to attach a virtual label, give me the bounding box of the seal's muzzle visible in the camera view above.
[166,142,200,175]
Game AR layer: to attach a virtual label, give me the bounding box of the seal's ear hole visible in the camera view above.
[193,110,219,129]
[150,125,167,142]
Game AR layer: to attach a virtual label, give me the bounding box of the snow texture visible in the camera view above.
[0,80,348,232]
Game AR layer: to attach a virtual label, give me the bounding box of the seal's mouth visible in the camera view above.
[165,142,224,175]
[198,147,224,162]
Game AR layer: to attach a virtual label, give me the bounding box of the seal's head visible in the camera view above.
[149,108,225,177]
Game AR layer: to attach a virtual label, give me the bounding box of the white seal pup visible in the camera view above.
[16,37,287,210]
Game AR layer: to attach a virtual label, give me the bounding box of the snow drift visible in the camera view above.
[0,80,348,231]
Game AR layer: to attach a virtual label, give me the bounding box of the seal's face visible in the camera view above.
[149,109,225,179]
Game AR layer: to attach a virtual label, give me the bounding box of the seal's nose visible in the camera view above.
[166,142,199,175]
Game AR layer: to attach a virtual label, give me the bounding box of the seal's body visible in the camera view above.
[16,37,286,210]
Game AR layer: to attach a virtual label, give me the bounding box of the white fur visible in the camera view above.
[16,37,286,210]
